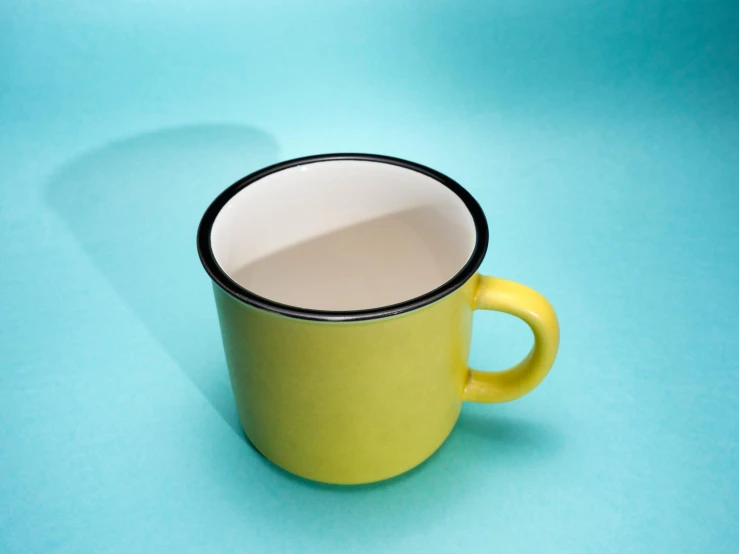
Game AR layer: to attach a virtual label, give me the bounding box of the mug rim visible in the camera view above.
[197,153,489,322]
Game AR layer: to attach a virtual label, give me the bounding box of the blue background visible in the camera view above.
[2,1,738,552]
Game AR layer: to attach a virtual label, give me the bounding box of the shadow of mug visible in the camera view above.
[45,123,280,435]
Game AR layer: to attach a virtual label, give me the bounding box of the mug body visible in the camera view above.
[198,154,488,484]
[214,275,479,484]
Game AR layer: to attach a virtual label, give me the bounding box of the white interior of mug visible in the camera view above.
[210,160,476,311]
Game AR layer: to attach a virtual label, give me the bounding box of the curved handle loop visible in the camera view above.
[463,275,560,403]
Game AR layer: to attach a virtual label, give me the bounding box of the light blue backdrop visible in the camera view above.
[1,1,738,552]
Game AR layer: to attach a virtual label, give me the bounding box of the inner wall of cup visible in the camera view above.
[210,160,477,311]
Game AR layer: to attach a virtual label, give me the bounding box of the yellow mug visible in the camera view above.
[197,154,559,484]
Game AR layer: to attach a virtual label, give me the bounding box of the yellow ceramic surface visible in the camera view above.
[213,272,559,484]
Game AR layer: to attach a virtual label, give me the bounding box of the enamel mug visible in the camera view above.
[197,153,559,484]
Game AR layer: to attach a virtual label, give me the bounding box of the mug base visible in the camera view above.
[239,418,459,485]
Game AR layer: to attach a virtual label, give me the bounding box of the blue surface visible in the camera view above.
[2,1,738,552]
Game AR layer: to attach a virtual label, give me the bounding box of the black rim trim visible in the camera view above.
[197,153,489,322]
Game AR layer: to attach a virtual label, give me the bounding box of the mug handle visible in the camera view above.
[463,275,560,403]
